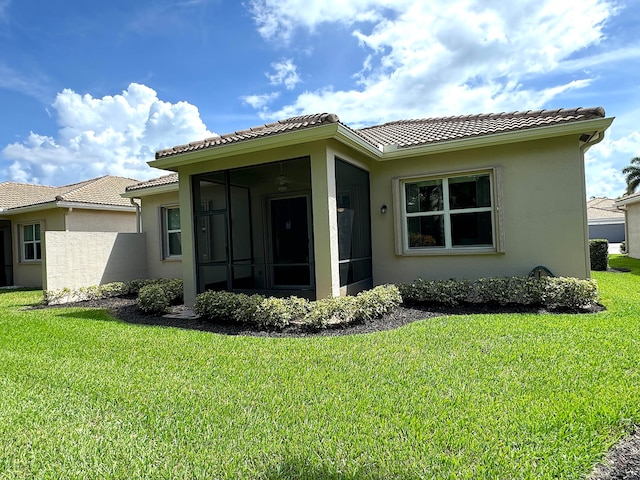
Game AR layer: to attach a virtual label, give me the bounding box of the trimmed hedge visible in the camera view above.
[136,279,184,313]
[398,276,598,309]
[193,284,403,330]
[589,239,609,271]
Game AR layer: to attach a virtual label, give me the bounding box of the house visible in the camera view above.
[129,108,612,306]
[614,192,640,257]
[0,175,140,288]
[586,197,625,242]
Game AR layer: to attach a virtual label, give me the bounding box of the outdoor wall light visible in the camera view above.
[380,204,388,214]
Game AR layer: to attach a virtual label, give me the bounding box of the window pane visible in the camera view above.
[23,225,33,242]
[34,223,41,240]
[35,243,42,260]
[405,179,443,213]
[168,232,182,256]
[167,208,180,230]
[24,243,34,260]
[449,175,491,209]
[451,211,493,246]
[407,215,445,248]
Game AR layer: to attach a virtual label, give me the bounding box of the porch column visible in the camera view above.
[178,172,198,307]
[310,146,341,298]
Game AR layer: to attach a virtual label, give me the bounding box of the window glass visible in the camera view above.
[403,171,494,251]
[23,225,33,242]
[167,208,181,231]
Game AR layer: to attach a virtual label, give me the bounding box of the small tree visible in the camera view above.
[622,156,640,195]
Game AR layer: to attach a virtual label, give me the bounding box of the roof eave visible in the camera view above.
[55,201,137,212]
[149,123,343,171]
[377,117,614,160]
[122,183,179,198]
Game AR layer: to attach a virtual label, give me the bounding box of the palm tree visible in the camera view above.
[622,156,640,195]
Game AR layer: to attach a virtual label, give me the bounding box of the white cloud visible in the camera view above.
[267,59,301,90]
[247,0,616,124]
[1,83,214,185]
[585,130,640,198]
[242,92,280,110]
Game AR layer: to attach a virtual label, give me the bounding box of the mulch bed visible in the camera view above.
[31,296,636,477]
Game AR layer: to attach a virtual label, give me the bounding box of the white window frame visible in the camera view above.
[162,206,182,259]
[393,167,504,256]
[21,222,42,262]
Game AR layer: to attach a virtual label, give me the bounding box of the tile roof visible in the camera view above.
[586,197,624,220]
[0,175,139,211]
[156,113,340,159]
[356,107,606,149]
[155,107,606,160]
[125,173,178,193]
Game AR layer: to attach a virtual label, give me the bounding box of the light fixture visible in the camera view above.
[380,204,388,214]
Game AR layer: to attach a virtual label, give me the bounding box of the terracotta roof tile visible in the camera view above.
[355,107,606,149]
[0,175,139,211]
[154,108,606,160]
[156,113,341,159]
[126,173,179,192]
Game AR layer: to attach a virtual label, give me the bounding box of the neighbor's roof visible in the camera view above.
[0,175,139,212]
[155,107,607,160]
[586,197,624,221]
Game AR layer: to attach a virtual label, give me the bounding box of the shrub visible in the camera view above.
[399,276,598,309]
[255,296,309,329]
[620,241,627,254]
[137,283,170,313]
[304,296,357,328]
[589,239,609,271]
[353,284,403,322]
[193,290,265,323]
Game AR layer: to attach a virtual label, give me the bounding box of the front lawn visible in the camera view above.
[0,258,639,479]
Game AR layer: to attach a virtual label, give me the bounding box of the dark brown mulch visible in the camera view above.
[32,296,636,477]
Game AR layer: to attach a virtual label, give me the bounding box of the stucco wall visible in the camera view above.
[44,231,147,292]
[138,191,183,280]
[369,135,590,283]
[624,203,640,258]
[65,209,137,232]
[10,209,65,287]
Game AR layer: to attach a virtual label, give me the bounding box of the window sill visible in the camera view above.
[162,257,182,262]
[399,247,502,257]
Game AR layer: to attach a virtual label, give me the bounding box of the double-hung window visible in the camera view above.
[22,223,42,261]
[397,170,500,254]
[163,207,182,258]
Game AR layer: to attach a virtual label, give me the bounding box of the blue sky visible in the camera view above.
[0,0,638,198]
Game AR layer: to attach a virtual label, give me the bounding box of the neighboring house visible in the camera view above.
[122,173,182,281]
[134,108,611,306]
[0,175,140,287]
[614,192,640,258]
[586,197,625,242]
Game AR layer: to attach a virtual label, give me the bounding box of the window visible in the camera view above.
[22,223,42,261]
[398,170,499,254]
[163,207,182,258]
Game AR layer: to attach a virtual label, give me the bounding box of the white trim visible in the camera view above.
[161,205,182,259]
[1,201,136,215]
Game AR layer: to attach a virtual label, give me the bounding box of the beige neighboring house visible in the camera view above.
[0,175,140,288]
[586,197,625,242]
[129,107,612,306]
[615,192,640,258]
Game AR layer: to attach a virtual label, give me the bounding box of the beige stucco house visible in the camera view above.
[0,175,140,288]
[586,197,625,242]
[128,107,612,306]
[614,192,640,257]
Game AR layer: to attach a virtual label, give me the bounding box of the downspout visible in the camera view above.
[130,198,142,233]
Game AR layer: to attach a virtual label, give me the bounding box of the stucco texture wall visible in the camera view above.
[65,209,137,232]
[624,204,640,258]
[44,231,147,292]
[138,191,183,280]
[369,135,590,284]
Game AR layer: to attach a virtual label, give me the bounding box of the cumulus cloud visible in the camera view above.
[267,59,301,90]
[242,92,280,110]
[585,130,640,198]
[247,0,615,124]
[1,83,214,185]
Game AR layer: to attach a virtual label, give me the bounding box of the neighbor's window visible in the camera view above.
[22,223,42,261]
[400,171,496,253]
[163,207,182,258]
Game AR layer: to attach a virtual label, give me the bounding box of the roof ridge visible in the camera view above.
[358,107,606,130]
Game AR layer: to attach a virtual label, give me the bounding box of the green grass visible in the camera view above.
[1,258,639,479]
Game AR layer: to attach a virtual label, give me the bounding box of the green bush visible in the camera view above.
[193,290,265,323]
[353,284,403,322]
[137,284,170,313]
[304,296,357,328]
[620,241,627,254]
[255,296,310,329]
[589,239,609,271]
[399,276,598,309]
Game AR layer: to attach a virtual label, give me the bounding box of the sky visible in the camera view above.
[0,0,638,198]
